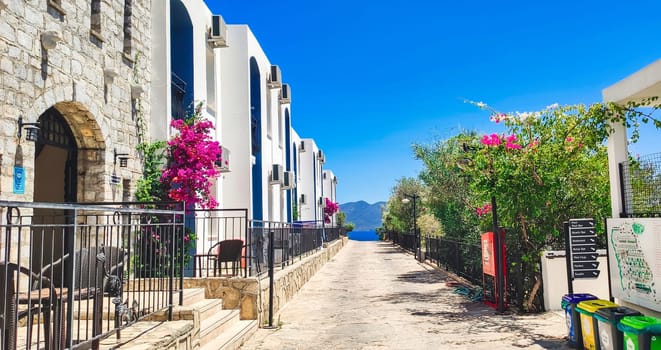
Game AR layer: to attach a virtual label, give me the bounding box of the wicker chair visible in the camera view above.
[208,240,244,276]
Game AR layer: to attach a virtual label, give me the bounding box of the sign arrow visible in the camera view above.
[573,270,600,278]
[573,261,600,270]
[570,228,596,236]
[571,236,597,245]
[573,253,598,261]
[572,245,597,253]
[569,219,595,229]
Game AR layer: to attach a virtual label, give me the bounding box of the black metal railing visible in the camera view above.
[0,201,185,350]
[249,221,327,277]
[619,152,661,217]
[391,231,416,252]
[190,213,339,278]
[425,237,482,286]
[171,72,187,120]
[191,209,249,278]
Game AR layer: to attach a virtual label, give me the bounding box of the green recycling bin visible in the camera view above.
[577,299,619,350]
[562,293,598,348]
[617,316,661,350]
[594,307,642,350]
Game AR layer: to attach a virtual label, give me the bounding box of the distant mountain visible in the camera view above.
[340,201,386,231]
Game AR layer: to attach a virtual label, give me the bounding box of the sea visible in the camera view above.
[347,230,379,241]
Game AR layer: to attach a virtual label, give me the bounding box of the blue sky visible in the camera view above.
[204,0,661,204]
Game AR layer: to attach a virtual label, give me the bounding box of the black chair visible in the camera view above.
[1,262,57,350]
[208,240,243,276]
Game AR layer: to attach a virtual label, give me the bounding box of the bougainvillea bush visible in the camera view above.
[161,103,223,209]
[323,198,340,224]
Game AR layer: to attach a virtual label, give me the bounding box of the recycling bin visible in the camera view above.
[593,306,642,350]
[576,299,618,350]
[562,293,598,348]
[617,316,661,350]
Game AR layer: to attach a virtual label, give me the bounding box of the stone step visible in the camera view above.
[98,320,194,350]
[198,319,258,350]
[182,287,207,306]
[199,309,240,347]
[189,298,224,320]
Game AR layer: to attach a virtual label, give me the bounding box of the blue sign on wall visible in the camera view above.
[13,166,25,194]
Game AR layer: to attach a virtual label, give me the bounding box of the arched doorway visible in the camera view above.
[31,107,78,274]
[34,107,78,203]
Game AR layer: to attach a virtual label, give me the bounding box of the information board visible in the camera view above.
[607,218,661,312]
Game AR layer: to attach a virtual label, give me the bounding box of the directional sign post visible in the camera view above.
[568,218,600,280]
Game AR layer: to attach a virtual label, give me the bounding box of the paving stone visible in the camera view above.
[241,241,572,350]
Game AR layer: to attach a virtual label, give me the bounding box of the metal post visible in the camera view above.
[564,221,574,295]
[268,230,275,328]
[491,195,505,313]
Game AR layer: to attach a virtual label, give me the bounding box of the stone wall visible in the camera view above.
[183,237,348,324]
[0,0,151,202]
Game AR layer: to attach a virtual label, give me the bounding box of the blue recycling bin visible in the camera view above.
[562,293,598,348]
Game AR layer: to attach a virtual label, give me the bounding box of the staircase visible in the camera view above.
[99,288,258,350]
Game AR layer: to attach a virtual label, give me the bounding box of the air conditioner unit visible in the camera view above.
[318,150,325,163]
[215,146,230,172]
[268,65,282,89]
[270,164,284,185]
[299,140,306,152]
[282,171,295,190]
[318,197,326,208]
[208,15,228,48]
[280,84,291,104]
[300,194,307,205]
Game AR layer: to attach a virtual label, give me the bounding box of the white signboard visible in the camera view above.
[607,218,661,311]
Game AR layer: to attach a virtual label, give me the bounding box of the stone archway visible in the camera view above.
[51,101,107,203]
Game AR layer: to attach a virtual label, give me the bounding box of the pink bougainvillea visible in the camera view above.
[323,198,340,224]
[475,203,492,217]
[161,111,222,209]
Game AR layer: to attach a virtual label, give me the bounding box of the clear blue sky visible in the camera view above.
[204,0,661,204]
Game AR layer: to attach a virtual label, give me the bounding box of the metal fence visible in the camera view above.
[0,201,185,350]
[390,232,416,252]
[249,221,327,277]
[191,209,249,278]
[619,152,661,217]
[189,213,340,278]
[425,237,482,286]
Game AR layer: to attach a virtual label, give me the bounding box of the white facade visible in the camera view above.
[322,170,338,225]
[150,3,333,225]
[219,25,291,222]
[298,139,325,222]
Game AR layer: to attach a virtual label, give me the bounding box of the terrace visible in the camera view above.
[0,201,342,350]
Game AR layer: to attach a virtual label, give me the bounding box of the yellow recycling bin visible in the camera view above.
[577,299,619,350]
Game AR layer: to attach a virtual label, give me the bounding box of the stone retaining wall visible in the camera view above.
[183,237,348,324]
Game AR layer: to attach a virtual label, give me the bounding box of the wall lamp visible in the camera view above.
[17,116,40,142]
[41,31,61,50]
[113,148,129,167]
[104,68,119,85]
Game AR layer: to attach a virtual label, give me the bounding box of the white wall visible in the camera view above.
[541,250,610,311]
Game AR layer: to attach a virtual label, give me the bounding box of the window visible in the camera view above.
[91,0,102,36]
[123,0,133,57]
[47,0,65,15]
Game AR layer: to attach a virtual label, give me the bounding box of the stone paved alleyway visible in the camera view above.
[241,240,571,350]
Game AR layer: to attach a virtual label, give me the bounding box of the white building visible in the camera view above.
[150,2,333,227]
[297,139,325,222]
[322,170,339,225]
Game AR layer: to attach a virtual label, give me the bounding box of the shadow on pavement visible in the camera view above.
[396,270,447,284]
